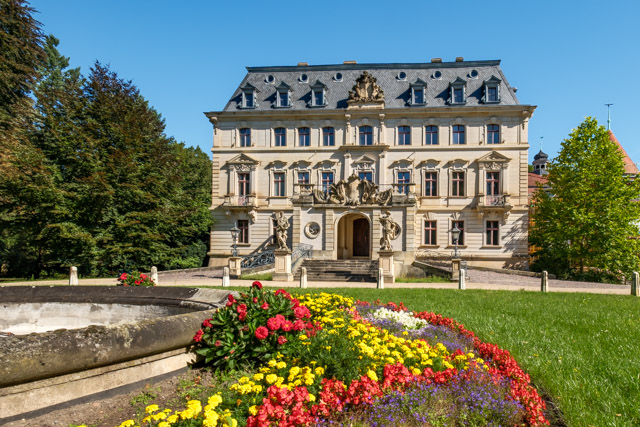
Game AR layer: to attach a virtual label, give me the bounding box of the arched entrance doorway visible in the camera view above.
[336,213,371,259]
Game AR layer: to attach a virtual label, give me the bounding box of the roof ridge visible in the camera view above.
[246,60,501,72]
[608,130,639,174]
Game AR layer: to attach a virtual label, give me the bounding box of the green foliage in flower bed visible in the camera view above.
[300,288,640,427]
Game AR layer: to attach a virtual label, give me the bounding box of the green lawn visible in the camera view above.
[222,286,639,426]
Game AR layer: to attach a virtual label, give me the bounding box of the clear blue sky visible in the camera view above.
[30,0,639,164]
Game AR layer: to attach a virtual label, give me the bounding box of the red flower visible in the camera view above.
[261,302,269,310]
[140,273,148,279]
[274,289,291,298]
[214,340,221,347]
[252,281,263,289]
[255,326,269,340]
[282,320,293,332]
[226,294,236,307]
[277,335,287,345]
[193,329,204,342]
[294,306,310,319]
[202,318,212,328]
[239,312,247,321]
[134,280,141,285]
[267,316,282,331]
[253,297,258,303]
[118,273,127,281]
[293,319,305,331]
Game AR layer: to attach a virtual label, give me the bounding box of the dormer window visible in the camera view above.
[239,82,258,109]
[309,80,327,107]
[449,77,467,105]
[410,79,427,106]
[483,76,501,104]
[275,82,291,108]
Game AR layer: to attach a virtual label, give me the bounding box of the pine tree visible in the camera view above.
[530,117,640,281]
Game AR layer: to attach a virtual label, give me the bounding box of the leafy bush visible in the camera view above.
[117,271,155,287]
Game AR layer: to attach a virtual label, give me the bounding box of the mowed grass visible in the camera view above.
[284,288,640,427]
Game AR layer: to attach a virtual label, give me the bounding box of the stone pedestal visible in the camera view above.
[222,267,230,287]
[541,270,548,293]
[451,259,461,281]
[229,256,242,278]
[458,268,466,290]
[299,267,307,289]
[150,266,159,285]
[378,250,395,283]
[632,271,639,297]
[69,266,78,286]
[377,267,384,289]
[272,249,293,281]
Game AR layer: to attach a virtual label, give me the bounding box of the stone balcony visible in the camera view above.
[223,194,258,209]
[476,194,512,215]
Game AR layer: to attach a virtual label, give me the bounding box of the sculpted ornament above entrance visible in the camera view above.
[313,174,392,206]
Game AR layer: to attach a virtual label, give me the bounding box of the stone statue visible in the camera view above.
[311,175,393,206]
[274,211,290,250]
[379,211,400,251]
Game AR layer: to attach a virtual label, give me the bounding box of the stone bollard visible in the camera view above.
[151,266,159,285]
[300,267,307,289]
[377,267,384,289]
[69,266,78,286]
[541,270,548,293]
[632,272,639,297]
[458,268,465,290]
[222,267,230,287]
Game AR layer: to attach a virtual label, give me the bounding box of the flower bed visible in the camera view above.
[114,284,549,427]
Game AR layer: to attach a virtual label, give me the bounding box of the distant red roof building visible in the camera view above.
[528,172,548,197]
[608,130,639,175]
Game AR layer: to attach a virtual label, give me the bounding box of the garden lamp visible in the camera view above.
[230,226,240,257]
[451,225,461,258]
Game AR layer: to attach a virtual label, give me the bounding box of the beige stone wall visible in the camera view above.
[208,107,533,267]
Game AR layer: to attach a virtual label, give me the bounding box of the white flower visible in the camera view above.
[370,307,428,330]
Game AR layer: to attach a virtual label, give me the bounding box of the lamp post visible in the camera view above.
[230,226,240,257]
[451,225,461,258]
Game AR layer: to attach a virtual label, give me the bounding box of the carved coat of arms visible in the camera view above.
[348,71,384,103]
[313,174,392,206]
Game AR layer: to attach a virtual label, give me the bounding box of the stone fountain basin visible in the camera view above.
[0,286,230,422]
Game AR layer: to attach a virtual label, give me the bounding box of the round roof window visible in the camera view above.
[470,69,479,78]
[266,75,275,84]
[299,73,308,83]
[433,70,442,79]
[334,72,343,81]
[397,71,407,80]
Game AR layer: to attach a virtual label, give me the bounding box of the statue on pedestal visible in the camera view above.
[274,211,290,250]
[379,211,400,251]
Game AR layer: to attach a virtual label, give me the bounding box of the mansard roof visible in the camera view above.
[221,60,521,112]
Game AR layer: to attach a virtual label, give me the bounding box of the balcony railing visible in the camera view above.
[224,194,257,208]
[477,194,510,209]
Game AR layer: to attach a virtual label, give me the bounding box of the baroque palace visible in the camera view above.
[205,59,536,274]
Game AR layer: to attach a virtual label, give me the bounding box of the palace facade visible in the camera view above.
[205,59,536,272]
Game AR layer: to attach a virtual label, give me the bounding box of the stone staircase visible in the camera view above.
[294,259,378,282]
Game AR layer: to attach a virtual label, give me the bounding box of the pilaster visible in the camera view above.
[324,210,335,252]
[292,207,301,247]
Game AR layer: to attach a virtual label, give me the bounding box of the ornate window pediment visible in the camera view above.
[483,76,501,104]
[227,153,259,170]
[416,159,440,169]
[476,151,510,170]
[389,159,414,169]
[410,78,427,106]
[275,82,292,108]
[449,77,467,105]
[352,155,376,170]
[266,160,288,170]
[447,158,468,170]
[309,80,327,107]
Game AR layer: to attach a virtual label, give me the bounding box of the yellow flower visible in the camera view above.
[366,370,379,382]
[265,374,278,384]
[276,361,287,370]
[253,373,265,381]
[249,405,259,416]
[238,376,250,384]
[142,416,151,423]
[167,414,179,423]
[208,393,223,408]
[119,421,135,427]
[158,423,171,427]
[145,404,159,414]
[315,366,325,375]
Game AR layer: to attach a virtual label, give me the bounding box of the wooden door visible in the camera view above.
[352,218,370,257]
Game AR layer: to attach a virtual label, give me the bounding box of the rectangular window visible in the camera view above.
[297,171,309,184]
[358,171,373,182]
[424,220,437,246]
[239,128,251,147]
[322,127,335,146]
[274,172,285,196]
[486,171,500,195]
[398,126,411,145]
[424,171,438,196]
[244,92,254,108]
[486,220,499,246]
[425,125,438,145]
[314,90,324,106]
[279,91,289,107]
[397,171,411,195]
[453,125,465,144]
[359,126,373,146]
[413,88,424,104]
[274,127,286,146]
[452,220,464,245]
[237,219,249,244]
[487,124,500,144]
[487,86,498,102]
[454,88,464,103]
[238,172,250,196]
[452,171,465,196]
[298,127,310,147]
[321,171,334,193]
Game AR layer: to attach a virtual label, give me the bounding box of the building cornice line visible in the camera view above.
[245,60,502,73]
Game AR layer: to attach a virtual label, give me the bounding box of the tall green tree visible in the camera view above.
[530,117,640,280]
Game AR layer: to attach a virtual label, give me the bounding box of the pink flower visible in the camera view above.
[214,340,222,347]
[277,335,287,345]
[293,319,305,331]
[294,306,310,319]
[261,302,269,310]
[282,320,293,332]
[193,329,204,342]
[255,326,269,340]
[267,317,282,331]
[253,297,258,303]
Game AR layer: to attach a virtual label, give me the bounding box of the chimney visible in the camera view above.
[343,60,357,64]
[455,57,464,62]
[297,62,308,66]
[431,58,442,63]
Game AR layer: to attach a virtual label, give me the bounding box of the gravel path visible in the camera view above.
[466,268,628,290]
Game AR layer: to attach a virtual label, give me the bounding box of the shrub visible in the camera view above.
[117,271,155,287]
